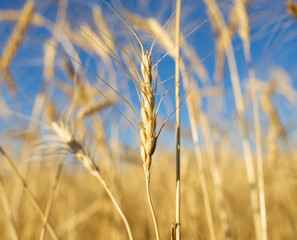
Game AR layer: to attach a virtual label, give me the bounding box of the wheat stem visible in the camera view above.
[243,38,268,240]
[144,170,160,240]
[186,92,217,240]
[93,171,134,240]
[175,0,182,239]
[226,40,261,240]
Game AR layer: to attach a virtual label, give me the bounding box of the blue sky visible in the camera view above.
[0,0,297,151]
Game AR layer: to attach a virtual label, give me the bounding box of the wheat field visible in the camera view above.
[0,0,297,239]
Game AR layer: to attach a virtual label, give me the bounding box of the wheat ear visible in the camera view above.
[140,52,157,175]
[51,121,133,240]
[139,51,160,240]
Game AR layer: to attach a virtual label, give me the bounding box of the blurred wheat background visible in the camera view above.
[0,0,297,239]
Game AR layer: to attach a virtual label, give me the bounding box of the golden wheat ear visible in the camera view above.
[100,2,162,238]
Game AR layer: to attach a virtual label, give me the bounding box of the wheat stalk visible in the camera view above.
[203,1,262,240]
[50,121,133,240]
[174,0,182,239]
[233,0,268,239]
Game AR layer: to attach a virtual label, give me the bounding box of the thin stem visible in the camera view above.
[225,42,261,240]
[39,160,64,240]
[187,96,217,240]
[243,42,268,240]
[93,171,133,240]
[175,0,182,239]
[144,171,160,240]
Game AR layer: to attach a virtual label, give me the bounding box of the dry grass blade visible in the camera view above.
[0,173,19,240]
[261,80,286,165]
[79,24,111,62]
[0,146,59,240]
[0,9,45,26]
[44,38,58,81]
[76,99,116,123]
[186,85,228,240]
[0,1,34,93]
[236,0,268,238]
[185,86,217,240]
[56,200,102,237]
[64,24,96,54]
[203,0,232,81]
[39,160,64,240]
[93,6,115,52]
